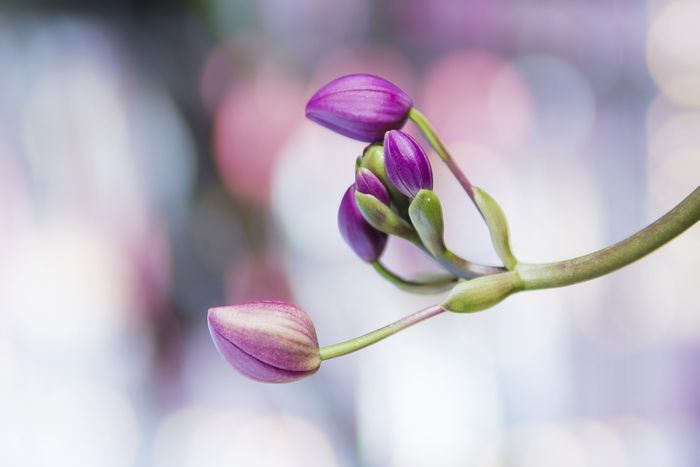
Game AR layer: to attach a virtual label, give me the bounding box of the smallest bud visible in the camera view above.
[361,143,411,214]
[355,168,390,205]
[384,130,433,198]
[208,301,321,383]
[360,144,388,182]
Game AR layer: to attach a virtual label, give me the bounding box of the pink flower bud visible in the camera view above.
[355,167,390,205]
[208,301,321,383]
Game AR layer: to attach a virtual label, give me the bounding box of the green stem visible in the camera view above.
[415,241,505,279]
[403,228,505,279]
[408,107,476,202]
[372,262,457,294]
[518,186,700,290]
[440,249,506,278]
[319,305,446,360]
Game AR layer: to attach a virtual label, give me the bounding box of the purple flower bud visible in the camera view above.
[208,301,321,383]
[355,168,390,205]
[305,74,413,142]
[338,185,388,262]
[384,130,433,198]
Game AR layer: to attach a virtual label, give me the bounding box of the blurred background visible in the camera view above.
[0,0,699,466]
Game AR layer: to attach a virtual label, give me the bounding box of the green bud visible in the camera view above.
[442,271,523,313]
[473,187,517,270]
[354,191,418,242]
[408,189,446,256]
[360,144,387,182]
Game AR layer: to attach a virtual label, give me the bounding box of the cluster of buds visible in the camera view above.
[208,74,524,383]
[338,129,435,264]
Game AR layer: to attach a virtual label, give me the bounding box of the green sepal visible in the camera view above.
[473,186,517,270]
[408,189,446,257]
[442,271,523,313]
[354,192,419,243]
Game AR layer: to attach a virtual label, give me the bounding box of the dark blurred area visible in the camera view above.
[1,1,699,466]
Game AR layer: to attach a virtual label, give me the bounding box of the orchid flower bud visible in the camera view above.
[338,185,388,262]
[384,130,433,198]
[360,144,388,182]
[355,168,390,205]
[305,74,413,142]
[208,301,321,383]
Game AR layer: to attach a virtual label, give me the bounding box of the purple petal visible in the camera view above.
[338,185,388,262]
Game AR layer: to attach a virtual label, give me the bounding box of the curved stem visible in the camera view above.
[408,107,476,202]
[415,241,505,279]
[439,249,506,278]
[319,305,446,360]
[372,261,458,294]
[404,229,505,279]
[518,186,700,290]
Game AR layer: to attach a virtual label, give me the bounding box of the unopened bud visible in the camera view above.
[473,187,517,270]
[208,301,321,383]
[360,144,387,181]
[361,143,411,213]
[384,130,433,198]
[355,168,390,205]
[305,74,413,142]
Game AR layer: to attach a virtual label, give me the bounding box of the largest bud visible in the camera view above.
[208,301,321,383]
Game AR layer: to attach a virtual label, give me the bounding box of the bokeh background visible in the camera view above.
[1,0,699,466]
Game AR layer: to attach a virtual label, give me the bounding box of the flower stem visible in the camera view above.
[439,249,506,278]
[319,305,446,360]
[372,261,458,294]
[408,107,476,202]
[517,186,700,290]
[406,228,506,279]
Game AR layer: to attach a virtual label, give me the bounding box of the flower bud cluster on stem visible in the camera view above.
[206,73,700,384]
